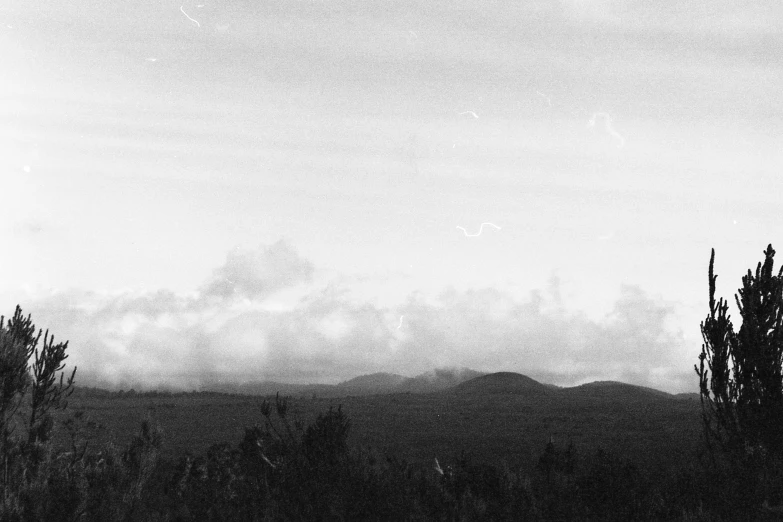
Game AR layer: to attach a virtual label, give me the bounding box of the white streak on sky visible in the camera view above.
[180,6,200,27]
[588,112,625,149]
[456,223,502,237]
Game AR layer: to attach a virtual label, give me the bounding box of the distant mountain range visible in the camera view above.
[193,368,698,401]
[199,368,487,398]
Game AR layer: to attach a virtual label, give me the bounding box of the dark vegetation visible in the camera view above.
[2,245,783,520]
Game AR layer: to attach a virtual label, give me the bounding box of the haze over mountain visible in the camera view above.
[199,367,487,397]
[188,369,695,402]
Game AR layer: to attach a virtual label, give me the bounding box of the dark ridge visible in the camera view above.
[674,392,700,401]
[336,369,486,396]
[450,372,551,396]
[562,380,673,400]
[201,381,340,398]
[398,368,487,393]
[338,372,407,392]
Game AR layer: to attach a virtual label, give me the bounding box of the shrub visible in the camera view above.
[0,306,169,521]
[697,245,783,518]
[0,305,77,520]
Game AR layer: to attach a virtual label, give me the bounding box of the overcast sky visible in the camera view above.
[1,0,781,392]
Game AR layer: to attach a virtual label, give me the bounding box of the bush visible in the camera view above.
[0,306,168,521]
[0,305,77,520]
[697,245,783,518]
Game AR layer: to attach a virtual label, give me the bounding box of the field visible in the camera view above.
[59,373,705,478]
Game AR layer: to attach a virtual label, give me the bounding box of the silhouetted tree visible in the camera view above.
[696,245,783,517]
[697,245,783,458]
[0,305,77,517]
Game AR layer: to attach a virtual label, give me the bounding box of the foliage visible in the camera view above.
[697,244,783,458]
[0,305,76,519]
[0,306,166,521]
[696,245,783,516]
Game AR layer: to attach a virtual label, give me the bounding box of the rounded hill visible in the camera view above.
[562,381,672,401]
[451,372,551,396]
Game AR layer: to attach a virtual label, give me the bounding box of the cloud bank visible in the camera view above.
[17,240,697,394]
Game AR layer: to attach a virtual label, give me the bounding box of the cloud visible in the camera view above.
[13,241,697,393]
[200,239,314,299]
[380,282,687,391]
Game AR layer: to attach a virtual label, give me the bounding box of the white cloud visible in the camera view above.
[13,241,697,393]
[201,239,314,299]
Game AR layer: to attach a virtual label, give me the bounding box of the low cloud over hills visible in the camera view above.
[11,240,698,394]
[193,370,688,403]
[202,367,485,397]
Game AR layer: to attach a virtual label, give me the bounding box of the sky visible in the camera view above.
[1,0,781,393]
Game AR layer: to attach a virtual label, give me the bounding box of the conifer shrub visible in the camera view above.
[697,245,783,519]
[0,306,167,522]
[0,305,77,520]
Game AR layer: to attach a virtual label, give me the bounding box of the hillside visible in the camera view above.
[191,368,486,398]
[451,372,552,396]
[397,368,486,393]
[200,381,339,398]
[63,374,704,479]
[560,380,674,401]
[80,368,691,402]
[338,372,408,393]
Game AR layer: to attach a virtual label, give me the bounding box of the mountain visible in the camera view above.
[451,372,552,396]
[397,368,487,394]
[203,381,339,398]
[334,368,486,396]
[187,369,683,400]
[560,380,673,401]
[338,372,408,394]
